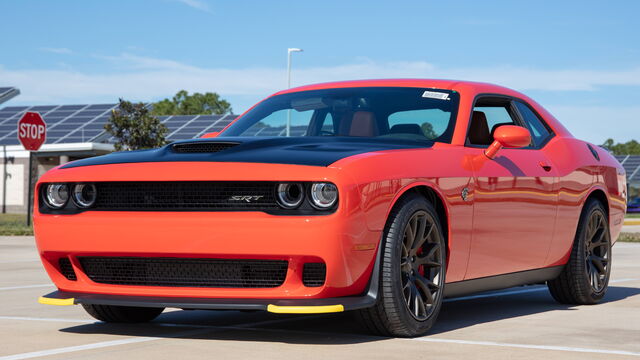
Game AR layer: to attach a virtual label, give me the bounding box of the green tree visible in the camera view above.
[105,99,168,151]
[152,90,232,115]
[421,123,438,139]
[601,138,640,155]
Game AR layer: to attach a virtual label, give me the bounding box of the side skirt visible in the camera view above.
[444,266,564,298]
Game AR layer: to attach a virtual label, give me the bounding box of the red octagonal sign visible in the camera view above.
[18,112,47,151]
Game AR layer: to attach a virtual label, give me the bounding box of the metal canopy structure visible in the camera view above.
[0,87,20,106]
[0,104,237,146]
[615,155,640,184]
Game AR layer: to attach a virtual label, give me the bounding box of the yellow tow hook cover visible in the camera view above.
[38,296,75,306]
[267,304,344,314]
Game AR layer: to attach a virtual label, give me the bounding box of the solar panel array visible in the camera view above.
[0,87,20,106]
[0,104,237,146]
[615,155,640,184]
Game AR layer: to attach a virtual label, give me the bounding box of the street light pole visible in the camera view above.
[286,48,303,137]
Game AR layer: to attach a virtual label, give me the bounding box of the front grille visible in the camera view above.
[58,257,77,281]
[79,257,288,288]
[93,181,278,211]
[302,263,326,287]
[171,142,239,153]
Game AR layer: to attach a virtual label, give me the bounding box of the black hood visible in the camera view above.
[61,137,432,169]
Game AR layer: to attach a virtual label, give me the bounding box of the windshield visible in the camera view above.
[222,87,460,143]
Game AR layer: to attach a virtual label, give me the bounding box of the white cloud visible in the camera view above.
[1,54,640,143]
[39,47,72,54]
[95,53,200,71]
[175,0,212,14]
[3,54,640,102]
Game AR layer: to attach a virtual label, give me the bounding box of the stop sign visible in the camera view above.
[17,112,47,151]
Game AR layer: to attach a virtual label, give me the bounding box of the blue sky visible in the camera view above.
[1,0,639,143]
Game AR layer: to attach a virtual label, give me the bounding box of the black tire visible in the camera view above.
[82,304,164,323]
[355,194,446,337]
[547,198,612,304]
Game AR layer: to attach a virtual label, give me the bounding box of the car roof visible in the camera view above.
[274,79,523,97]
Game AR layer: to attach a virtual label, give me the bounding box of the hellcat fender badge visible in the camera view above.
[461,187,469,201]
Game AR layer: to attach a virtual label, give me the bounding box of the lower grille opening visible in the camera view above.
[302,263,326,287]
[78,257,288,288]
[58,258,77,281]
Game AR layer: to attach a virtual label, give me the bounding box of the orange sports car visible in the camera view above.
[35,79,626,337]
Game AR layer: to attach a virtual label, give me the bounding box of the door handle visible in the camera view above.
[539,161,552,172]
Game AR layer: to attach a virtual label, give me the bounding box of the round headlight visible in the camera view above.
[309,183,338,209]
[45,184,69,209]
[72,183,97,208]
[276,183,304,209]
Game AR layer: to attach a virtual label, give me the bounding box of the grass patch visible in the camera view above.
[0,213,33,236]
[619,232,640,242]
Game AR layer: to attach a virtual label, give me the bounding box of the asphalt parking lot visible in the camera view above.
[1,236,639,360]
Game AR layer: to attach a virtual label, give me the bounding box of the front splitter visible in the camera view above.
[39,290,376,314]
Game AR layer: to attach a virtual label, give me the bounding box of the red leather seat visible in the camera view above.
[468,111,493,145]
[339,111,379,137]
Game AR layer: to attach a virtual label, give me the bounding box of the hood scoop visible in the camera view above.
[171,141,240,153]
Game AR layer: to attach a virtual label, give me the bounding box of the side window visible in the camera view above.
[514,101,552,147]
[467,99,520,146]
[319,112,335,135]
[474,106,516,132]
[387,109,450,140]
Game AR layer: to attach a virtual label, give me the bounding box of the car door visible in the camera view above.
[464,96,559,279]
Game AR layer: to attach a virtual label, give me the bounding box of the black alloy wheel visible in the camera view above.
[355,193,446,337]
[400,210,444,321]
[583,209,610,293]
[548,198,612,304]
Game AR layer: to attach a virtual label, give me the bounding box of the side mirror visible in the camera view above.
[201,131,220,138]
[484,125,531,159]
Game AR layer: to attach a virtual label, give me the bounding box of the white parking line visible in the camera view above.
[1,278,637,359]
[2,312,640,358]
[0,316,93,324]
[0,315,320,360]
[0,284,52,291]
[165,323,640,357]
[207,324,640,357]
[445,278,637,303]
[0,337,164,360]
[410,337,640,357]
[0,259,40,264]
[0,326,219,360]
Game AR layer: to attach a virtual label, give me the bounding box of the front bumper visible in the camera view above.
[34,161,380,303]
[35,210,379,300]
[38,242,383,314]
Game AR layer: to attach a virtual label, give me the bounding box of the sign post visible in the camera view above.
[17,112,47,226]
